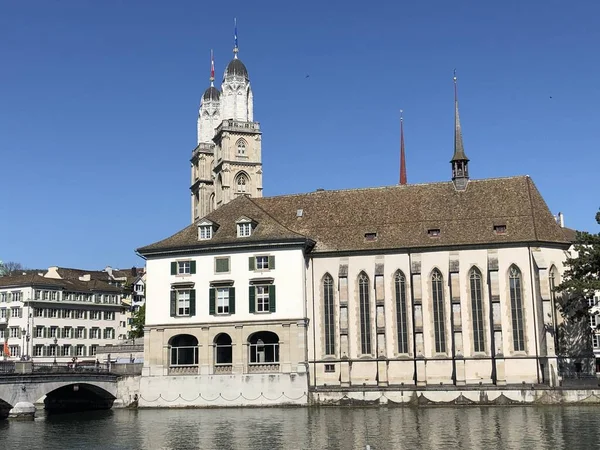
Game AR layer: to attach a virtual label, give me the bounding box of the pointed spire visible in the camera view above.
[210,49,215,87]
[233,18,239,58]
[399,110,407,185]
[451,70,470,190]
[452,70,468,162]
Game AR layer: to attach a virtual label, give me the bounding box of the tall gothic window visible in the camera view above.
[509,265,525,352]
[237,139,247,156]
[431,269,446,353]
[549,265,558,303]
[394,271,409,354]
[469,267,485,353]
[323,274,335,355]
[358,272,371,354]
[236,173,248,193]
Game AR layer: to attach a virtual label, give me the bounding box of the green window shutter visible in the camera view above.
[189,290,196,316]
[269,285,276,313]
[43,327,47,338]
[84,328,87,339]
[249,286,255,313]
[170,291,177,317]
[268,255,275,270]
[248,257,255,271]
[190,261,197,274]
[170,262,177,275]
[229,287,236,314]
[209,288,216,315]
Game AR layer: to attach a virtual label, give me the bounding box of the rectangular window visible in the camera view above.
[324,364,336,373]
[0,309,6,319]
[10,346,20,357]
[91,311,100,320]
[256,256,269,270]
[90,345,98,356]
[50,309,58,318]
[76,345,85,356]
[50,327,58,338]
[215,257,230,273]
[34,308,43,317]
[178,261,191,275]
[199,225,212,240]
[493,225,507,235]
[63,309,72,319]
[50,291,57,301]
[62,345,71,357]
[11,307,22,318]
[43,291,50,300]
[90,329,99,339]
[428,228,441,237]
[10,327,20,338]
[0,293,6,303]
[12,291,22,302]
[63,327,72,339]
[217,288,230,314]
[256,286,270,312]
[35,290,41,300]
[177,290,190,316]
[104,311,115,320]
[237,222,252,237]
[34,345,44,357]
[592,315,599,329]
[76,328,84,339]
[36,327,44,338]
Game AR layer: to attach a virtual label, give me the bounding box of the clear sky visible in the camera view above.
[1,0,598,270]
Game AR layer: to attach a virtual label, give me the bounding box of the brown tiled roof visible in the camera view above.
[0,273,122,293]
[137,176,570,255]
[56,267,112,282]
[561,227,578,243]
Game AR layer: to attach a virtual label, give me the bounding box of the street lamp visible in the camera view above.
[53,336,58,365]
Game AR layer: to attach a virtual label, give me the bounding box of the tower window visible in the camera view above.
[237,139,247,156]
[428,228,441,237]
[236,174,248,193]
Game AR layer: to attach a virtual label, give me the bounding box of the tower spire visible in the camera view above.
[399,110,407,185]
[233,18,239,59]
[451,70,470,190]
[210,49,215,87]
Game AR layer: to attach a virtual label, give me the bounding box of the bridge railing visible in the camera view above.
[0,361,15,374]
[32,362,110,374]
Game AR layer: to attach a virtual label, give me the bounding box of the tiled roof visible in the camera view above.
[56,267,112,282]
[137,176,570,255]
[0,273,122,293]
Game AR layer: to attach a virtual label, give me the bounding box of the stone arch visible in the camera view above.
[168,334,199,367]
[43,382,116,414]
[235,171,250,194]
[213,333,233,365]
[247,331,280,364]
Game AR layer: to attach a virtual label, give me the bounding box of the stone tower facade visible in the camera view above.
[190,37,262,223]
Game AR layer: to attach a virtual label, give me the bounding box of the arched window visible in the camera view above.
[549,265,559,303]
[248,331,279,364]
[394,271,409,354]
[237,139,247,156]
[236,173,248,193]
[509,265,525,352]
[431,269,446,353]
[208,193,215,213]
[214,333,232,367]
[323,274,335,355]
[358,272,371,354]
[169,334,198,367]
[469,267,485,353]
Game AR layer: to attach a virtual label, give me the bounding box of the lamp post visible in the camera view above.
[21,328,26,360]
[53,336,58,365]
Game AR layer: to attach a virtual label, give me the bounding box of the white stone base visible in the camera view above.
[8,401,36,420]
[138,373,308,408]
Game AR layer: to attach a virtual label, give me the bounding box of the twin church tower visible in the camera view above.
[190,23,262,222]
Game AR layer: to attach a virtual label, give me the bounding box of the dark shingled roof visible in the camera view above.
[0,273,122,293]
[203,86,220,101]
[561,227,578,243]
[137,176,570,255]
[224,59,249,80]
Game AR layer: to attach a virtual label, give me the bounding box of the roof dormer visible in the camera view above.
[236,216,255,238]
[198,219,218,240]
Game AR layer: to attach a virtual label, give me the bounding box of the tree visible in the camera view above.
[0,261,25,276]
[556,207,600,320]
[129,304,145,339]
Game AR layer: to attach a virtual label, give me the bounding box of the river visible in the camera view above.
[1,406,599,449]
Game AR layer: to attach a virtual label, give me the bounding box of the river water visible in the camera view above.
[1,406,599,449]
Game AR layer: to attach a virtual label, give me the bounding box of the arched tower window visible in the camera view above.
[358,272,371,354]
[509,265,525,352]
[208,193,215,213]
[394,271,409,354]
[431,269,446,353]
[323,274,335,355]
[237,139,247,156]
[236,173,248,193]
[469,267,485,353]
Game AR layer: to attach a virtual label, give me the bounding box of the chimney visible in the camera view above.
[558,212,564,228]
[131,267,137,277]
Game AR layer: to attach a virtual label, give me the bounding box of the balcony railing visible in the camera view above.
[168,365,198,375]
[214,364,232,374]
[247,363,280,374]
[215,120,260,134]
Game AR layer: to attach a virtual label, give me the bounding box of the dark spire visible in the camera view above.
[451,70,469,190]
[399,110,407,185]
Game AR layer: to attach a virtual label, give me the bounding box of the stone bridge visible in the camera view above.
[0,373,119,420]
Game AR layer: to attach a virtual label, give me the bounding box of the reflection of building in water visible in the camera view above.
[138,30,576,405]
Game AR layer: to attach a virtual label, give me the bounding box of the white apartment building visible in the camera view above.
[0,268,128,363]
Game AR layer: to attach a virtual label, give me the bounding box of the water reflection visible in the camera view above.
[1,406,600,449]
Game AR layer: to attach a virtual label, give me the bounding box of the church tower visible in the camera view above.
[211,20,262,210]
[190,21,263,222]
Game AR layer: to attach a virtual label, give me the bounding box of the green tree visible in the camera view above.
[129,304,145,339]
[556,208,600,320]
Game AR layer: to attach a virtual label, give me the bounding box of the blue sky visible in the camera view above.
[1,1,598,270]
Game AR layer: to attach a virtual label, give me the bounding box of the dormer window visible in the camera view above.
[493,224,507,235]
[197,220,217,240]
[236,216,255,238]
[238,222,252,237]
[364,232,377,242]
